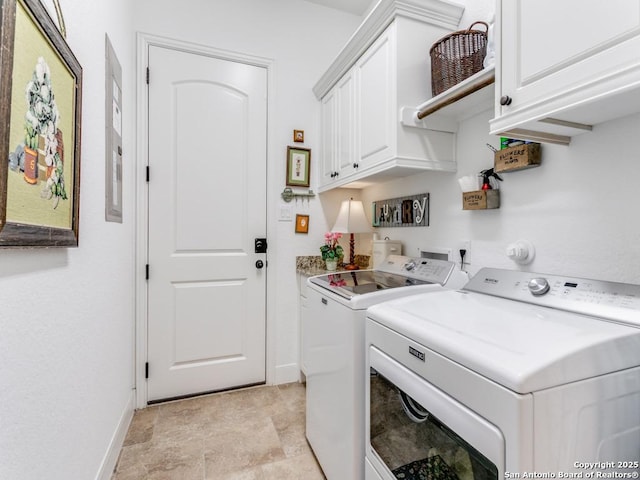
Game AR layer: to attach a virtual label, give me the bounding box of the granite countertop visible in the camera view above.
[296,255,371,276]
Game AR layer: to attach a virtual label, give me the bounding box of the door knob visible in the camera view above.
[255,260,264,269]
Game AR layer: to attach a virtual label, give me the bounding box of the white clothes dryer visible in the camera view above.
[365,268,640,480]
[304,255,468,480]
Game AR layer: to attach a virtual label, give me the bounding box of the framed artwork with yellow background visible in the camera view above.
[0,0,83,247]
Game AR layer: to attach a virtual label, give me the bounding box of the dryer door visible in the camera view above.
[367,346,504,480]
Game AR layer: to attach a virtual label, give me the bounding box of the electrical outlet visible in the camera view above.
[459,240,471,270]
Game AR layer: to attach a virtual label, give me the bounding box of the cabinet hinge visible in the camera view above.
[145,264,149,280]
[146,166,150,182]
[145,362,149,379]
[146,67,149,85]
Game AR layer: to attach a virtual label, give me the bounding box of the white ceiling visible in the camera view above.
[303,0,374,16]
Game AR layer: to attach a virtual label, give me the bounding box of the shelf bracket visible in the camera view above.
[281,187,316,203]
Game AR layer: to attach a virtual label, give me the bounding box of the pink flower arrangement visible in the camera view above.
[320,232,344,260]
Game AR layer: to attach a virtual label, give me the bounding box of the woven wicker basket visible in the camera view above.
[430,21,488,97]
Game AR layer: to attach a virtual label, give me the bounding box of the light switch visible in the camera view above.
[278,205,293,221]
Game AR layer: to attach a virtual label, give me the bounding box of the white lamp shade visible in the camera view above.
[331,199,371,234]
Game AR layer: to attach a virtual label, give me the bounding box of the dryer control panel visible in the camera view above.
[464,268,640,327]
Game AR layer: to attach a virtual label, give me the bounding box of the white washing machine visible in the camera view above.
[365,268,640,480]
[304,255,468,480]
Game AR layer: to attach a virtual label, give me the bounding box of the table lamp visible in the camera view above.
[331,198,371,270]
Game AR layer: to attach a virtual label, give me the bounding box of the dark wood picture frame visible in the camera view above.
[285,146,310,188]
[0,0,83,247]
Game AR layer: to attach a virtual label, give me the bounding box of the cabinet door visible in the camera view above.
[356,25,396,168]
[300,294,308,376]
[319,87,338,187]
[336,69,357,178]
[496,0,640,140]
[298,274,309,376]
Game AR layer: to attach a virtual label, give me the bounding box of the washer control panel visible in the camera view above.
[464,268,640,327]
[378,255,455,284]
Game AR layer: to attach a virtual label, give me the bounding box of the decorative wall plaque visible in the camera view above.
[372,193,429,228]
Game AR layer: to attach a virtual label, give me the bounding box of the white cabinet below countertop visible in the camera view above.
[298,273,309,378]
[490,0,640,145]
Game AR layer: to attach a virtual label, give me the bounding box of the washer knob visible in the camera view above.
[404,260,417,271]
[528,278,550,296]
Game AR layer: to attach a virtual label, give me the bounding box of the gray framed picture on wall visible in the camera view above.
[105,34,122,223]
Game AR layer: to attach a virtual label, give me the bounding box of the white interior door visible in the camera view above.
[146,45,267,402]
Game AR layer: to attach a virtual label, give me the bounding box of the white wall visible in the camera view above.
[362,110,640,284]
[132,0,361,383]
[2,1,635,477]
[349,0,640,286]
[0,1,135,479]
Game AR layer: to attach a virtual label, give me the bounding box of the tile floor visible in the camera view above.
[112,382,326,480]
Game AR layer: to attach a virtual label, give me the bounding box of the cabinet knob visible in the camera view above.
[353,163,359,169]
[500,95,513,106]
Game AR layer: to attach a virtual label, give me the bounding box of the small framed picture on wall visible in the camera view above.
[286,146,311,187]
[293,129,304,143]
[295,214,309,234]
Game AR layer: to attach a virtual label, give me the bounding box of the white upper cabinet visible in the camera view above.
[314,0,464,191]
[320,87,338,186]
[320,67,357,185]
[490,0,640,145]
[356,26,395,171]
[337,69,357,177]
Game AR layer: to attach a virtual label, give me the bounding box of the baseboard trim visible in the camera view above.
[95,390,135,480]
[274,363,300,385]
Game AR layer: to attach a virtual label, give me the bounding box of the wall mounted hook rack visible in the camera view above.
[281,187,315,203]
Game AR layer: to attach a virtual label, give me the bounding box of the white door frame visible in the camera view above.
[134,32,277,409]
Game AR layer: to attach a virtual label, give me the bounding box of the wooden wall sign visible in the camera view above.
[494,143,541,173]
[372,193,429,227]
